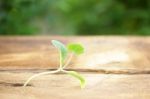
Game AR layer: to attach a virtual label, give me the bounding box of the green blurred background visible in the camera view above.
[0,0,150,35]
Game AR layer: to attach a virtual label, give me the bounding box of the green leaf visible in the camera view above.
[67,43,84,55]
[51,40,67,66]
[66,71,86,88]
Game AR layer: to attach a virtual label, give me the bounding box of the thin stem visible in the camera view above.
[23,69,60,87]
[63,53,74,69]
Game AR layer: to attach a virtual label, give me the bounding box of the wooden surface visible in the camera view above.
[0,36,150,99]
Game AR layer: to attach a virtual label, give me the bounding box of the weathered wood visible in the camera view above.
[0,36,150,71]
[0,36,150,99]
[0,72,150,99]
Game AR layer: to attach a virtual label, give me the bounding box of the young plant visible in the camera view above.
[23,40,86,88]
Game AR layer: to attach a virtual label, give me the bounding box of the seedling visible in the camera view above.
[23,40,86,88]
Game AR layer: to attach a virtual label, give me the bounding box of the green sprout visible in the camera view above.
[23,40,86,88]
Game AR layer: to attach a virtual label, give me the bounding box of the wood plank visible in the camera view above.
[0,36,150,99]
[0,36,149,71]
[0,72,150,99]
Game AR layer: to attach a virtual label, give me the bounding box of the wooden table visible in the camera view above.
[0,36,150,99]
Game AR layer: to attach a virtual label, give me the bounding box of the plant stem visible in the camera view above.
[63,53,74,69]
[23,69,60,87]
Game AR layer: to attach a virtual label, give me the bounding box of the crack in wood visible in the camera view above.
[0,82,32,87]
[0,68,150,75]
[0,68,150,87]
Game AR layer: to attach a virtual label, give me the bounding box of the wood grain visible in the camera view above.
[0,36,150,70]
[0,72,150,99]
[0,36,150,99]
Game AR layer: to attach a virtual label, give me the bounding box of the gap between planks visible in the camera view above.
[0,68,150,75]
[0,68,150,87]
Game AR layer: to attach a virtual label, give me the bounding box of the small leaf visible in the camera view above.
[67,43,84,55]
[51,40,67,65]
[66,71,86,88]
